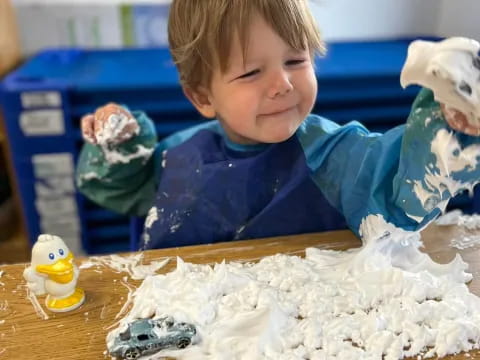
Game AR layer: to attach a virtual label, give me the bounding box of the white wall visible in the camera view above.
[436,0,480,39]
[10,0,480,56]
[310,0,441,41]
[309,0,480,42]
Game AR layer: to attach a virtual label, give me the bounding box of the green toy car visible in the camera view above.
[109,316,196,359]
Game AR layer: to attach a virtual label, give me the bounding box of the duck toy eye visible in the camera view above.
[49,253,55,260]
[59,249,64,256]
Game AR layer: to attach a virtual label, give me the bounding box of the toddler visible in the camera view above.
[77,0,480,249]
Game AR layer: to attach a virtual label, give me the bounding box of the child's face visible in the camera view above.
[188,14,318,144]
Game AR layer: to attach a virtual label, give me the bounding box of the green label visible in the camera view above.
[120,4,135,46]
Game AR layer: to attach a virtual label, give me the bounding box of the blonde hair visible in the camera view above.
[168,0,326,89]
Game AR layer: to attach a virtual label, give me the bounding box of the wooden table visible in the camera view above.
[1,224,479,359]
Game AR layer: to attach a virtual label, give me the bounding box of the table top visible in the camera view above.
[1,224,479,359]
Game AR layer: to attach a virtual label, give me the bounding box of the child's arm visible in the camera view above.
[299,37,480,236]
[298,88,480,236]
[392,88,480,225]
[76,104,221,216]
[76,104,158,216]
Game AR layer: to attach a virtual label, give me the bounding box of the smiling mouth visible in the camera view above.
[260,106,296,117]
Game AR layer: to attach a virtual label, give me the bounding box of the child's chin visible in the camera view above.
[262,134,293,144]
[263,129,297,143]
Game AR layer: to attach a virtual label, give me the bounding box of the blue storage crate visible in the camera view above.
[0,47,203,254]
[1,39,476,254]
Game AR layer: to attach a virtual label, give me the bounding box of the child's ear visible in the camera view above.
[183,86,216,118]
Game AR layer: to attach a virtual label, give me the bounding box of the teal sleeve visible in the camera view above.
[76,111,222,216]
[76,110,158,216]
[297,88,480,235]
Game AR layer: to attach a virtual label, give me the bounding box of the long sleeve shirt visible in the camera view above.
[76,89,480,249]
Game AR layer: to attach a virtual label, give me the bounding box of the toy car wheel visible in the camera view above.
[124,348,141,359]
[176,337,191,349]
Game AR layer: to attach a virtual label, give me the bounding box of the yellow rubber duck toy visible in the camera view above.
[23,234,85,312]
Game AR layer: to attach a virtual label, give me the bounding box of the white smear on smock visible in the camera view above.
[145,207,159,229]
[78,172,99,186]
[143,206,160,247]
[106,215,480,359]
[80,253,169,280]
[102,144,154,165]
[0,271,3,286]
[409,129,480,221]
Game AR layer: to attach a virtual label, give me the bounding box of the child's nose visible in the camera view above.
[267,70,293,98]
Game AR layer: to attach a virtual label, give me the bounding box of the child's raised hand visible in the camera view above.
[81,103,140,146]
[401,37,480,136]
[441,104,480,136]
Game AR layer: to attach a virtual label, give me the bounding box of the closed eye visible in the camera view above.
[286,59,306,66]
[237,69,260,79]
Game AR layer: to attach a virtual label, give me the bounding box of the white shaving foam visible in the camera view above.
[93,111,154,165]
[106,215,480,359]
[79,171,99,181]
[80,254,169,280]
[143,207,160,248]
[145,207,159,229]
[102,144,154,165]
[408,129,480,222]
[25,286,49,320]
[401,37,480,126]
[436,210,480,249]
[96,113,138,146]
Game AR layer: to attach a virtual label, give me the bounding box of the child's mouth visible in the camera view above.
[260,106,296,117]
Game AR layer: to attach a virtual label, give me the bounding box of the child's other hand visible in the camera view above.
[441,104,480,136]
[81,103,140,145]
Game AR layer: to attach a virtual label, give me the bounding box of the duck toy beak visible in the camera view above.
[36,252,75,284]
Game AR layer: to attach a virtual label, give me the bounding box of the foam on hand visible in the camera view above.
[400,37,480,126]
[96,112,139,146]
[94,112,153,165]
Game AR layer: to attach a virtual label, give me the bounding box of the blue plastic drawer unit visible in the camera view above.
[1,40,477,254]
[0,48,202,254]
